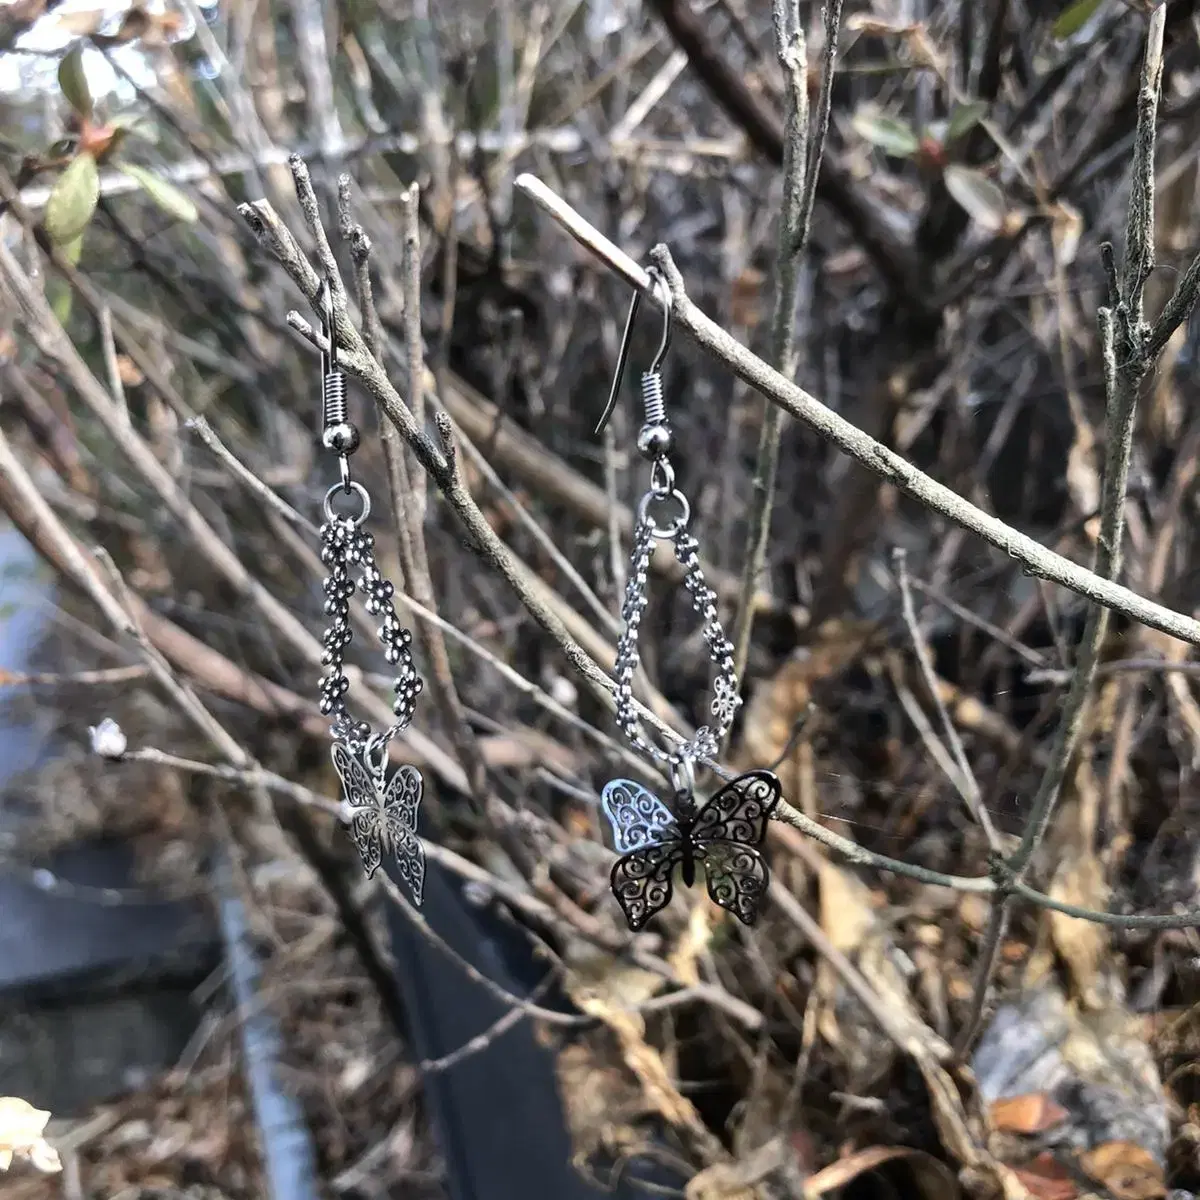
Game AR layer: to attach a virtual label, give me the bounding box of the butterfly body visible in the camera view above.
[331,739,425,904]
[600,769,781,931]
[678,826,697,889]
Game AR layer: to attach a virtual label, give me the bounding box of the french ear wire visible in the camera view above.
[594,266,673,442]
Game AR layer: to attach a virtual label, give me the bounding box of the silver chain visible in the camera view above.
[611,400,742,770]
[318,511,424,749]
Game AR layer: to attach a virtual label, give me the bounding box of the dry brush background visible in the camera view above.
[4,0,1200,1197]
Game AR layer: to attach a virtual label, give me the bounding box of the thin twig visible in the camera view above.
[356,180,492,806]
[730,0,842,694]
[955,6,1182,1057]
[129,740,1200,932]
[513,173,1200,650]
[0,664,150,688]
[770,885,952,1064]
[894,549,998,849]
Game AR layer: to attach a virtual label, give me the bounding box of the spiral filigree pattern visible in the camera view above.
[600,770,782,930]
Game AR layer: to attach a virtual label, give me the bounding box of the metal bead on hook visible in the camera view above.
[318,278,360,466]
[595,266,674,461]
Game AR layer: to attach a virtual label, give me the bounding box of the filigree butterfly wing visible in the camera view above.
[332,741,385,879]
[697,842,769,925]
[600,779,685,931]
[689,769,781,846]
[610,840,685,932]
[689,770,782,926]
[382,763,425,905]
[600,779,680,852]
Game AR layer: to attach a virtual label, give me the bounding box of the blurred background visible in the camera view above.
[2,0,1200,1196]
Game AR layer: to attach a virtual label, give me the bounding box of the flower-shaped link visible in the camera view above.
[711,674,742,728]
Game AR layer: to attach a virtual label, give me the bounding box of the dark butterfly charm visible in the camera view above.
[332,739,425,904]
[600,768,781,931]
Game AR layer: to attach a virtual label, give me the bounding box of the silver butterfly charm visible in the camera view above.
[599,770,781,931]
[332,738,425,904]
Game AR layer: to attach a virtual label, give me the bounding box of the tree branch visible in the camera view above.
[954,4,1181,1057]
[730,0,842,696]
[645,0,923,306]
[513,173,1200,650]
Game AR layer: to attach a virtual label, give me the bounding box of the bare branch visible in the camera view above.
[894,549,997,850]
[514,174,1200,649]
[729,0,814,692]
[955,8,1171,1056]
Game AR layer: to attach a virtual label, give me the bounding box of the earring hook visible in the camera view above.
[318,277,338,376]
[316,276,358,486]
[594,267,673,436]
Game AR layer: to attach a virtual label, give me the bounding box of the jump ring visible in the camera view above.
[649,457,675,496]
[668,755,696,799]
[323,480,372,526]
[364,730,391,777]
[637,487,690,539]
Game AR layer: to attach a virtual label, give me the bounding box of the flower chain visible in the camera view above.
[612,510,741,768]
[318,516,423,750]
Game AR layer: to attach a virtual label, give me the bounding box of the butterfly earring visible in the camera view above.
[314,280,427,904]
[595,267,782,933]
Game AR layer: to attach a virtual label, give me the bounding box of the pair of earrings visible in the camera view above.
[314,267,781,933]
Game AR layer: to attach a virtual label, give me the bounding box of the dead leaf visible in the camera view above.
[1012,1153,1078,1200]
[1078,1141,1165,1200]
[1065,430,1101,533]
[818,860,875,954]
[564,966,726,1163]
[687,1139,791,1199]
[669,901,713,987]
[555,1042,653,1169]
[1047,851,1109,1008]
[50,7,107,34]
[803,1145,960,1198]
[944,164,1009,232]
[989,1092,1070,1135]
[730,268,765,329]
[0,1096,62,1173]
[843,14,922,35]
[686,1164,757,1200]
[1049,201,1084,266]
[115,354,144,387]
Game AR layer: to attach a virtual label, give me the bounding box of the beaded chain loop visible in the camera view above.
[318,518,423,750]
[600,268,742,772]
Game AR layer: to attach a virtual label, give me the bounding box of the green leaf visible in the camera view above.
[60,232,85,266]
[947,101,989,143]
[1052,0,1105,39]
[943,164,1007,233]
[116,163,198,224]
[58,44,92,117]
[851,107,920,158]
[43,152,99,245]
[49,279,73,327]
